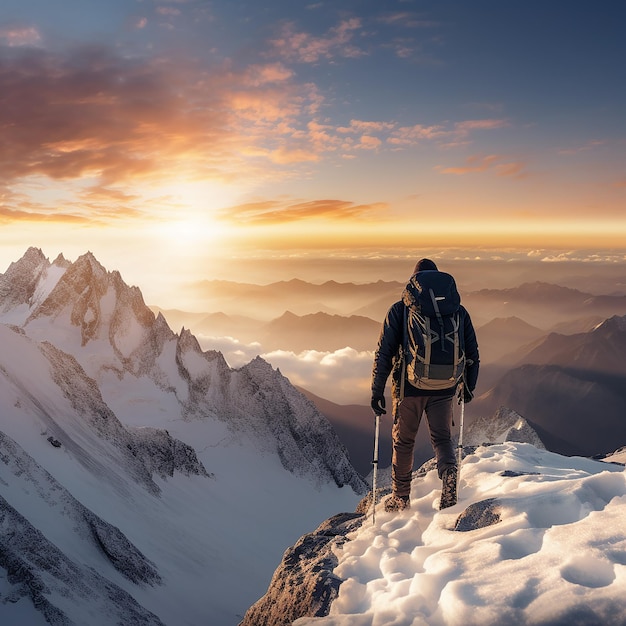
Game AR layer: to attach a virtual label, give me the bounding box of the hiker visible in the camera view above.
[370,258,479,512]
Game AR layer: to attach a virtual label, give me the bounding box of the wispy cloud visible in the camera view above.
[437,154,526,178]
[338,120,396,134]
[454,119,510,134]
[219,198,388,224]
[557,140,606,155]
[388,123,447,146]
[0,205,93,224]
[377,12,438,28]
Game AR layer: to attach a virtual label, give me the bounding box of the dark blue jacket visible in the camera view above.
[371,299,479,401]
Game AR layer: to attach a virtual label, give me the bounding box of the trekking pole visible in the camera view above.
[371,412,381,525]
[456,382,466,502]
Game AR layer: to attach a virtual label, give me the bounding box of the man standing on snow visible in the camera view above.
[370,258,479,512]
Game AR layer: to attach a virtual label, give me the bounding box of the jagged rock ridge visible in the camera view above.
[0,248,365,493]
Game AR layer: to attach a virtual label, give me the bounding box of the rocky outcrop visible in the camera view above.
[239,512,365,626]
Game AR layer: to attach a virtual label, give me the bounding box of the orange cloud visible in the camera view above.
[0,205,94,224]
[388,123,447,146]
[219,198,387,223]
[338,120,395,134]
[357,135,382,150]
[0,45,324,210]
[437,154,526,177]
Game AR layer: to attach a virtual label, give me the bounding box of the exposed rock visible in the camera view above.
[37,338,209,495]
[239,512,364,626]
[0,247,51,316]
[454,498,502,532]
[128,426,212,479]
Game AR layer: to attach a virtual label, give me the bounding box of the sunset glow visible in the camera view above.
[1,1,625,303]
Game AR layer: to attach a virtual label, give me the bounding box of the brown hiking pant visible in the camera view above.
[392,394,456,497]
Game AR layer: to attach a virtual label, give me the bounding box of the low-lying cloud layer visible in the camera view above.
[197,334,373,405]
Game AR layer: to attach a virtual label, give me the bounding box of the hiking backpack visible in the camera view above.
[402,271,466,391]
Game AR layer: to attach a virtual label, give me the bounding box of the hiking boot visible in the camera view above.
[439,466,458,510]
[384,494,410,512]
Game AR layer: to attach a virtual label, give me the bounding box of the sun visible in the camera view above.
[146,180,241,251]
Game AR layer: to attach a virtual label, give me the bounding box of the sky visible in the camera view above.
[1,0,626,304]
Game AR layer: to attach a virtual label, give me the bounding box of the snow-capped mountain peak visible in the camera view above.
[0,248,366,624]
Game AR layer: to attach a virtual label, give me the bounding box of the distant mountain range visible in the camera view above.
[190,278,403,319]
[153,307,381,353]
[168,277,626,335]
[471,315,626,457]
[475,316,545,364]
[463,281,626,328]
[155,280,626,360]
[152,279,626,469]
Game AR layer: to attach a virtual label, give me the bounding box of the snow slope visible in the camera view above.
[295,443,626,626]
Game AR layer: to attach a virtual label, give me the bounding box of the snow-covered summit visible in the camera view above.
[246,442,626,626]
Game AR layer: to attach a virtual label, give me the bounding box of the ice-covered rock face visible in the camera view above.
[0,324,208,497]
[26,251,157,361]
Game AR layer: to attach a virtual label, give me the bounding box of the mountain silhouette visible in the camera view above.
[472,316,626,456]
[464,281,626,328]
[260,311,380,352]
[476,316,545,364]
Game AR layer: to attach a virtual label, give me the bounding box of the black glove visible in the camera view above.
[458,385,474,404]
[371,395,386,415]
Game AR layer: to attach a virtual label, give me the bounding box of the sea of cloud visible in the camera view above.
[197,334,373,405]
